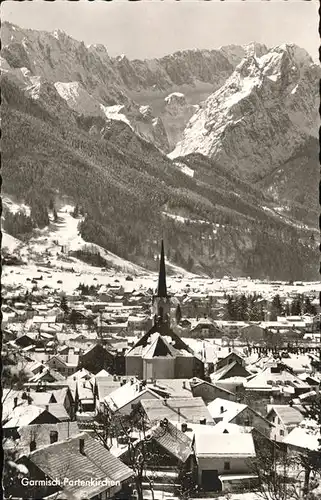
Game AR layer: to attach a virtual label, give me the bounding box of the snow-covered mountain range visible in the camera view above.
[169,44,319,180]
[1,21,319,279]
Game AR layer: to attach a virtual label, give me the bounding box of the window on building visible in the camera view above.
[280,429,284,437]
[50,430,58,444]
[224,461,230,471]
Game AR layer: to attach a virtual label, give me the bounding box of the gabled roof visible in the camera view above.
[150,420,192,463]
[126,324,195,358]
[143,333,177,359]
[284,419,321,451]
[18,432,133,500]
[207,398,247,422]
[40,403,71,422]
[104,379,161,412]
[194,430,256,458]
[141,397,213,425]
[189,377,235,396]
[3,404,58,429]
[244,364,311,391]
[95,369,110,378]
[267,405,304,426]
[210,361,250,382]
[5,422,80,457]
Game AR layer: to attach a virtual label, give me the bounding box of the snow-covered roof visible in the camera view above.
[207,398,247,422]
[194,430,256,457]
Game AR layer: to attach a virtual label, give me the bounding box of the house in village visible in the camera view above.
[210,361,251,394]
[243,362,312,398]
[3,421,80,458]
[139,397,214,427]
[119,419,194,497]
[189,377,236,404]
[46,353,79,377]
[104,378,162,416]
[266,405,304,442]
[283,418,321,454]
[12,433,133,500]
[207,398,272,436]
[215,351,246,372]
[3,403,61,438]
[193,428,258,493]
[78,343,115,375]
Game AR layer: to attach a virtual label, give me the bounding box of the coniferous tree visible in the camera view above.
[72,204,79,218]
[291,297,302,316]
[53,207,58,223]
[303,297,317,316]
[270,294,283,321]
[175,303,182,324]
[225,295,237,320]
[237,294,249,321]
[60,295,69,314]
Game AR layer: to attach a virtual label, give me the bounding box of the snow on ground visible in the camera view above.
[2,196,31,216]
[54,82,81,103]
[162,211,212,226]
[261,205,313,231]
[174,161,194,178]
[2,232,23,253]
[2,198,320,296]
[100,104,133,128]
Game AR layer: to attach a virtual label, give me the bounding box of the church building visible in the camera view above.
[125,241,204,380]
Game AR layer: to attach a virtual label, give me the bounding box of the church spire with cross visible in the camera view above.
[153,240,170,326]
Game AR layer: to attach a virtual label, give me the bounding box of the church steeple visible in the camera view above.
[157,240,167,298]
[153,240,170,326]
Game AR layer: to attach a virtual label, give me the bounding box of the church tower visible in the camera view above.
[152,240,171,326]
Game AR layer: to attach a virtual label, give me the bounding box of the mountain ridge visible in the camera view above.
[1,21,318,280]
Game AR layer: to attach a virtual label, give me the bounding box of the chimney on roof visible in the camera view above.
[164,397,168,405]
[45,405,49,411]
[13,397,18,408]
[27,395,32,405]
[200,418,206,425]
[79,438,85,455]
[182,381,186,389]
[220,406,224,414]
[181,423,187,433]
[113,375,117,382]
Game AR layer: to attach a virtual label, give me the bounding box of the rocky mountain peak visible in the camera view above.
[169,43,319,180]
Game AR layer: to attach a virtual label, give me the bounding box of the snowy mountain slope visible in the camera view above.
[169,44,320,181]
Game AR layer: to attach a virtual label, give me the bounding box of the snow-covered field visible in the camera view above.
[2,197,320,296]
[2,200,197,293]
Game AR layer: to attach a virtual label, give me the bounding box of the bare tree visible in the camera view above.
[249,434,320,500]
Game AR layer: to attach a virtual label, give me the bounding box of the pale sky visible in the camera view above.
[1,0,319,61]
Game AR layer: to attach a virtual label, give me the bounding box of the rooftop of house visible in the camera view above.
[194,429,256,458]
[140,397,213,425]
[3,404,56,429]
[207,398,247,422]
[210,361,250,383]
[4,421,80,456]
[148,379,193,399]
[283,419,321,451]
[267,405,304,426]
[18,432,133,500]
[104,379,161,412]
[244,364,311,391]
